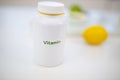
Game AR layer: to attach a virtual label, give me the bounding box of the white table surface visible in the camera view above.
[0,7,120,80]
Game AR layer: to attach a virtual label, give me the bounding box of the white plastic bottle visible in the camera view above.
[33,1,66,67]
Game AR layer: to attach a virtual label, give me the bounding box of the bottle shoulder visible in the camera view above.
[35,14,66,24]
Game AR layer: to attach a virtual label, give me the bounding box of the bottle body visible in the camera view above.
[33,14,66,67]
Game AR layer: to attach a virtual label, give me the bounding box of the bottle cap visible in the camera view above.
[38,1,65,14]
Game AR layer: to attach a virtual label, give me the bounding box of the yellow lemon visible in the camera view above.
[82,25,108,45]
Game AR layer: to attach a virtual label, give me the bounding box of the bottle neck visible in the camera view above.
[38,11,64,16]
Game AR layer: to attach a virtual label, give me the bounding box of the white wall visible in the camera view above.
[0,0,120,11]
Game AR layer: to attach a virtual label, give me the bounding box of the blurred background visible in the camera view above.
[0,0,120,80]
[0,0,120,34]
[0,0,120,11]
[1,0,120,35]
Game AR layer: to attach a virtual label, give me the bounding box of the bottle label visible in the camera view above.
[43,41,61,45]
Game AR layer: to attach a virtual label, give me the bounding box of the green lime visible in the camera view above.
[70,5,83,12]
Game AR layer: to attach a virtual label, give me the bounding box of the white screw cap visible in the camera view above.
[38,1,65,14]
